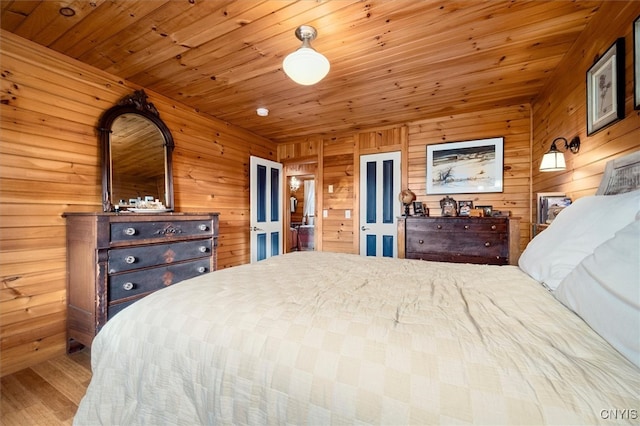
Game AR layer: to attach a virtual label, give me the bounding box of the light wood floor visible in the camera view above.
[1,349,91,425]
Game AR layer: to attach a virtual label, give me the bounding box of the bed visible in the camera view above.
[74,153,640,425]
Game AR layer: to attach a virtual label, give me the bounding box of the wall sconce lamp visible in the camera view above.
[283,25,330,86]
[539,136,581,172]
[290,176,301,192]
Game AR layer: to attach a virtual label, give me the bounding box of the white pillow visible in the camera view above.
[554,219,640,368]
[518,189,640,290]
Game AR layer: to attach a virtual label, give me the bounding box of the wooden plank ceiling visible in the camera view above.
[1,0,602,142]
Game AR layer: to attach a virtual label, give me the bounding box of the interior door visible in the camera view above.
[250,156,283,263]
[359,151,401,257]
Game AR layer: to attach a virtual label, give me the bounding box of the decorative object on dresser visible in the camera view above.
[426,137,504,194]
[586,37,625,135]
[412,201,426,216]
[475,205,493,217]
[399,189,416,216]
[63,212,219,351]
[400,216,520,265]
[439,196,458,216]
[457,200,473,216]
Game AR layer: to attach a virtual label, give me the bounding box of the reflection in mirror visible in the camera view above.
[111,114,166,208]
[98,90,174,212]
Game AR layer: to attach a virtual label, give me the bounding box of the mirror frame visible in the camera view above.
[98,90,175,212]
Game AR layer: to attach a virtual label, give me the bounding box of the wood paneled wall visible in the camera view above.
[278,110,531,254]
[408,106,532,248]
[532,2,640,203]
[0,31,276,376]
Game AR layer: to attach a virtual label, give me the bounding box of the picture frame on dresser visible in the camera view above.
[634,15,640,110]
[426,137,503,195]
[458,200,473,216]
[412,201,426,216]
[475,205,492,217]
[586,37,625,135]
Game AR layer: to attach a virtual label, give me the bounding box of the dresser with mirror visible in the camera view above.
[65,90,219,351]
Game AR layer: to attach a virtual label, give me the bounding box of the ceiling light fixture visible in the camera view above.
[256,107,269,117]
[283,25,330,86]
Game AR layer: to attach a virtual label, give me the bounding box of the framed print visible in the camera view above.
[426,137,504,195]
[476,205,493,217]
[458,200,473,216]
[635,15,640,110]
[412,201,425,216]
[439,196,458,217]
[586,38,625,135]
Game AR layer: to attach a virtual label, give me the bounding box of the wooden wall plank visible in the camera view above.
[0,32,276,376]
[531,1,640,218]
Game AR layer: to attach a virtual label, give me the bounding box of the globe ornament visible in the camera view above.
[399,189,416,216]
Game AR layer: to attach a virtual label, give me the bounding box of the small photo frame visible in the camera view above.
[458,200,473,216]
[440,196,458,217]
[412,201,425,216]
[634,15,640,110]
[587,37,625,135]
[476,205,492,217]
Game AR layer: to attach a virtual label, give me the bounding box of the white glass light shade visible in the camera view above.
[283,47,330,86]
[539,151,566,172]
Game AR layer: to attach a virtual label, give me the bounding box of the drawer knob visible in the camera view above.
[199,224,208,231]
[485,242,491,247]
[199,246,208,253]
[122,282,134,291]
[125,255,136,264]
[418,239,424,244]
[436,225,442,229]
[491,225,497,230]
[124,227,136,236]
[197,266,206,273]
[464,225,469,230]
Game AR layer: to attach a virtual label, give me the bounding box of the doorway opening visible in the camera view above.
[288,174,316,252]
[285,161,318,253]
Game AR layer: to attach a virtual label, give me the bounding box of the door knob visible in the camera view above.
[361,226,370,231]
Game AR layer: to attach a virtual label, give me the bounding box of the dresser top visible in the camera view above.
[63,211,219,217]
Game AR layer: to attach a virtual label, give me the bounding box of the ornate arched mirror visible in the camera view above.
[98,90,175,212]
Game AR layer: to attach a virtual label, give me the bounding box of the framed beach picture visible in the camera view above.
[426,137,504,195]
[586,38,625,135]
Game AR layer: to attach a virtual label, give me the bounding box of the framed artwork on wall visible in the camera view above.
[426,137,503,195]
[586,38,625,135]
[634,15,640,110]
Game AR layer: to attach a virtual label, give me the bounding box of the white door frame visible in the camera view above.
[250,156,283,263]
[359,151,401,257]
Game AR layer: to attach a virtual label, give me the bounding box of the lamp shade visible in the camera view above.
[539,151,566,172]
[283,47,330,85]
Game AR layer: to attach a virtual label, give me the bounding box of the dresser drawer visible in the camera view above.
[407,231,508,259]
[109,257,211,301]
[406,218,506,234]
[110,219,214,243]
[108,239,212,273]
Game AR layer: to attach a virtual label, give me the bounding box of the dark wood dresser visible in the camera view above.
[64,212,219,350]
[399,216,520,265]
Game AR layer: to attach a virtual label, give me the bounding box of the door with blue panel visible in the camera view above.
[359,152,401,257]
[250,156,283,263]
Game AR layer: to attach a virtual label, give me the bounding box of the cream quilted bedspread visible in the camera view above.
[74,252,639,425]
